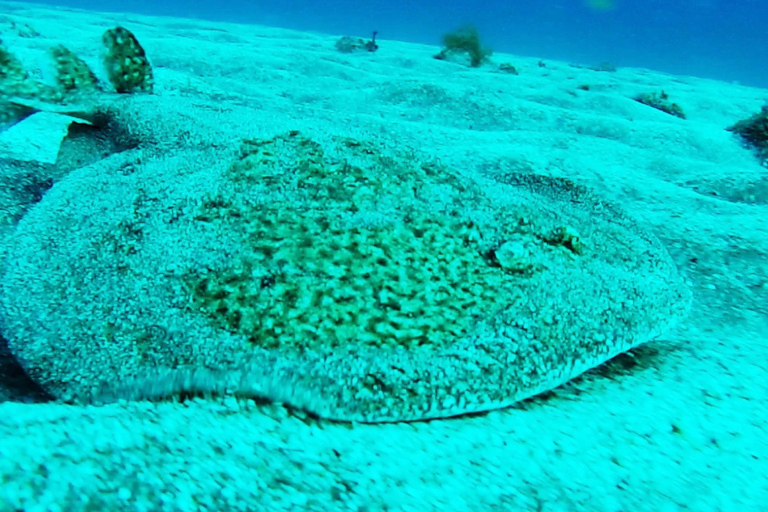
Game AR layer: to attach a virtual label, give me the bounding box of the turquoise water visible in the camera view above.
[23,0,768,87]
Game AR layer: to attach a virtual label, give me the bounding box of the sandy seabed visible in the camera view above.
[0,1,766,510]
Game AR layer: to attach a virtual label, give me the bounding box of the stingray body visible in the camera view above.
[1,114,690,421]
[0,29,690,423]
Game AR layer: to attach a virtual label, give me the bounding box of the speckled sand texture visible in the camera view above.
[0,2,766,510]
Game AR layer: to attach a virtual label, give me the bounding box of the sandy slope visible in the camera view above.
[0,1,766,510]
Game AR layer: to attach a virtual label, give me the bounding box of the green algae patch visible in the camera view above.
[186,133,569,356]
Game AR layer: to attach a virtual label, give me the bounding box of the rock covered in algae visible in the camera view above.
[0,25,153,245]
[49,44,101,95]
[102,26,154,94]
[0,25,152,132]
[0,130,690,422]
[0,43,62,129]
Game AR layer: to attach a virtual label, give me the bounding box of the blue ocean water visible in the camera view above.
[24,0,768,88]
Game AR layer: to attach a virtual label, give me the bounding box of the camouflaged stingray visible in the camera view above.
[0,28,690,421]
[0,110,691,421]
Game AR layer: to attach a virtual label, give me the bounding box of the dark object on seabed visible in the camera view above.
[434,25,492,68]
[634,90,686,119]
[102,26,154,93]
[498,62,519,75]
[728,104,768,162]
[569,61,617,72]
[335,31,379,53]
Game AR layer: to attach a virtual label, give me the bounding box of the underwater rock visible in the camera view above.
[0,27,153,244]
[729,105,768,162]
[634,90,686,119]
[0,26,152,135]
[102,27,154,93]
[335,32,378,53]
